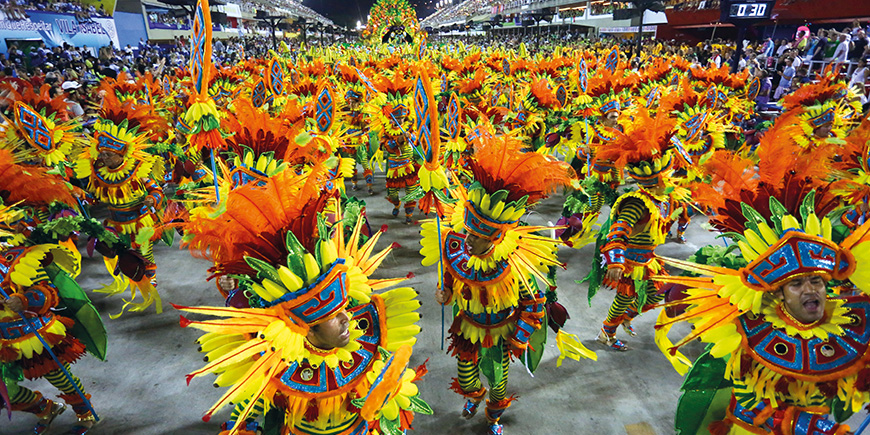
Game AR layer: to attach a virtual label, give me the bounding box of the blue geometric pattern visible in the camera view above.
[556,84,567,107]
[578,58,588,93]
[811,109,835,127]
[15,103,53,152]
[444,232,509,284]
[251,80,269,108]
[447,93,460,139]
[316,86,334,133]
[745,234,842,287]
[279,301,382,395]
[414,76,433,161]
[190,0,207,93]
[604,47,618,73]
[95,131,129,154]
[746,77,760,100]
[683,111,707,142]
[269,60,284,95]
[739,298,870,377]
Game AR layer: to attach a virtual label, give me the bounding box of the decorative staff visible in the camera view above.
[181,0,225,203]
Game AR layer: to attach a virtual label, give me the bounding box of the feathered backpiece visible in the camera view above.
[182,165,331,277]
[97,87,170,144]
[455,67,487,99]
[691,114,839,234]
[223,97,298,160]
[690,64,746,90]
[469,135,572,205]
[781,73,844,112]
[595,108,677,187]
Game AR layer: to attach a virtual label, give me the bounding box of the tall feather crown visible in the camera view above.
[463,135,573,241]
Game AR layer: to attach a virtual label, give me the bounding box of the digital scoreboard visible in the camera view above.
[721,0,776,22]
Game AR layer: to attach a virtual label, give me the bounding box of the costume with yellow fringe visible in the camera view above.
[365,71,420,223]
[652,189,870,435]
[177,166,430,435]
[586,108,685,351]
[73,104,165,317]
[0,232,106,434]
[419,134,595,435]
[337,64,375,194]
[779,74,858,153]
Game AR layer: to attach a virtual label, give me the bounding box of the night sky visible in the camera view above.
[302,0,434,28]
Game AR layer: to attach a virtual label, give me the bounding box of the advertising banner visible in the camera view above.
[0,10,118,53]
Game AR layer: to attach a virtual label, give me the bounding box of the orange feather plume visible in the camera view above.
[223,98,297,158]
[182,165,333,277]
[528,78,560,109]
[780,74,844,111]
[0,83,68,120]
[468,135,573,204]
[0,149,80,207]
[456,68,486,95]
[595,108,677,170]
[689,149,758,212]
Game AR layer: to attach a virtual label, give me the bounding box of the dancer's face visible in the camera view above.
[307,309,351,349]
[777,275,827,324]
[603,111,619,127]
[465,233,494,257]
[813,123,833,139]
[96,150,124,170]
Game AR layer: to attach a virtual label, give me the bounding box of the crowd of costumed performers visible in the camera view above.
[2,1,870,431]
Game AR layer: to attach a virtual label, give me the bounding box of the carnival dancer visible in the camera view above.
[559,48,631,243]
[658,79,728,243]
[587,108,688,351]
[338,64,375,195]
[654,190,870,435]
[365,71,420,223]
[177,164,430,435]
[0,215,104,434]
[74,103,165,316]
[421,133,595,435]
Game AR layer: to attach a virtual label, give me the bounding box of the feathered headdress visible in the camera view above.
[594,108,678,188]
[688,113,839,235]
[462,134,573,243]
